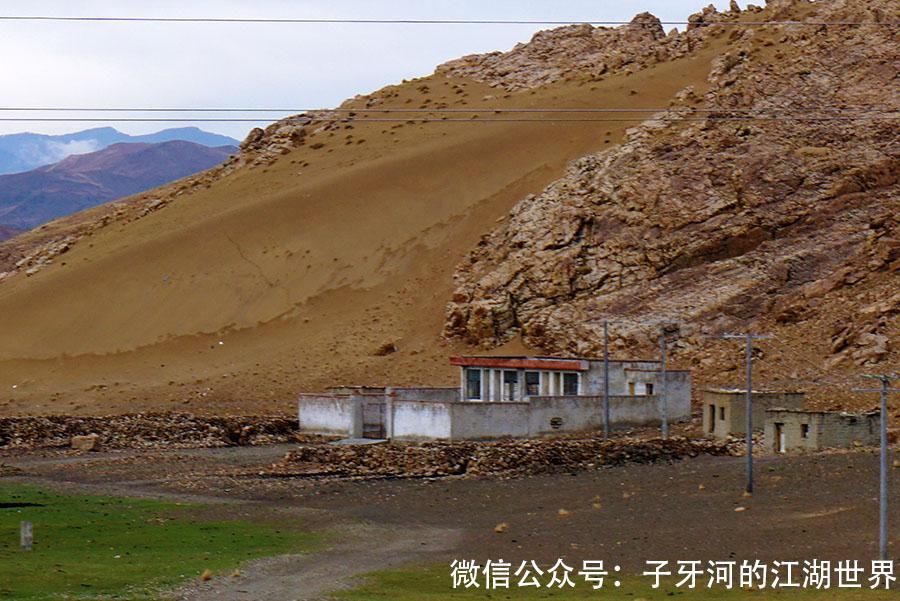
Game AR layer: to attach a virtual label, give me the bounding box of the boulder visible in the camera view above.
[71,433,100,452]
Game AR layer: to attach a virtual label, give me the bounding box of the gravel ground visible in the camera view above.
[1,441,897,599]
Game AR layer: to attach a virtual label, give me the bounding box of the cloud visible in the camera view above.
[16,139,103,170]
[0,0,740,139]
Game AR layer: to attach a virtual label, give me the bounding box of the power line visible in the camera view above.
[0,16,897,26]
[0,116,895,124]
[0,107,888,114]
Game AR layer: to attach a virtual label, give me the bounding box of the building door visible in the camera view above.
[362,401,386,439]
[708,405,716,433]
[774,423,785,453]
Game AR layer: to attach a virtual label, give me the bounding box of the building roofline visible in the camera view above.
[451,355,675,364]
[450,356,589,371]
[765,407,880,416]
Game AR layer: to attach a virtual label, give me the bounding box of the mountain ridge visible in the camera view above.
[0,127,239,175]
[0,140,236,231]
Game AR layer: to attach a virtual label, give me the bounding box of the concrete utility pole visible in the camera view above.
[659,326,668,439]
[721,332,772,494]
[603,320,610,440]
[853,374,899,561]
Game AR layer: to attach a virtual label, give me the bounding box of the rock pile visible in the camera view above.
[0,412,301,450]
[271,436,742,479]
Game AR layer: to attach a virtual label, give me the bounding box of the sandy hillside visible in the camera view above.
[0,12,733,415]
[0,0,894,417]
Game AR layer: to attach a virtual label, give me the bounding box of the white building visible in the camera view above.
[298,355,692,441]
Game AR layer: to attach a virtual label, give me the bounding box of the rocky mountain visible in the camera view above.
[445,0,898,400]
[0,0,894,417]
[0,141,236,231]
[0,127,239,175]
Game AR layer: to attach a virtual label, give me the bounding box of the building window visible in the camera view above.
[719,406,726,421]
[503,370,519,401]
[645,382,654,396]
[563,372,579,396]
[465,369,482,400]
[801,423,810,439]
[525,371,540,396]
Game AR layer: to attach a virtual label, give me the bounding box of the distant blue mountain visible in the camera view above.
[0,127,240,175]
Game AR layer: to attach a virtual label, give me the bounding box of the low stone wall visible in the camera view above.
[0,413,300,449]
[272,436,743,479]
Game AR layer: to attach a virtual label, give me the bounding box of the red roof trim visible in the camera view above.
[449,356,588,371]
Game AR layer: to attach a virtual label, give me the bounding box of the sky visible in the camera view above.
[0,1,748,141]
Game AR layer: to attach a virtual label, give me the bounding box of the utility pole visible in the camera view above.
[853,374,899,561]
[721,332,772,494]
[603,320,610,440]
[659,326,668,439]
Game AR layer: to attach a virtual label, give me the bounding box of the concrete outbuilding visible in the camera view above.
[764,409,881,453]
[702,388,805,439]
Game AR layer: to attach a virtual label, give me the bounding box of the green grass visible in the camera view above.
[0,484,318,601]
[335,565,897,601]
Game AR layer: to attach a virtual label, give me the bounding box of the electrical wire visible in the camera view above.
[0,107,889,114]
[0,16,897,26]
[0,116,894,124]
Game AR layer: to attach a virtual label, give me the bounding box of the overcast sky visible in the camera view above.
[0,1,747,140]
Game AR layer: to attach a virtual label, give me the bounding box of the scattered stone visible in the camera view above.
[0,413,307,450]
[494,522,509,533]
[373,342,398,356]
[71,433,100,452]
[269,436,742,480]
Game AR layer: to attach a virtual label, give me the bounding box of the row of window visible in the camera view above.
[465,369,579,401]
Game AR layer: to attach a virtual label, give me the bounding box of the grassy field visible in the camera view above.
[335,565,897,601]
[0,484,317,600]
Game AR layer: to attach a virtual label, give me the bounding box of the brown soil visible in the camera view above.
[0,36,727,416]
[2,442,896,598]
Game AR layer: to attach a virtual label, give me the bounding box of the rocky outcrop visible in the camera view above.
[434,7,742,91]
[446,0,899,378]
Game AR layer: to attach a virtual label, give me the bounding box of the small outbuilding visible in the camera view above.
[702,388,806,439]
[764,409,880,453]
